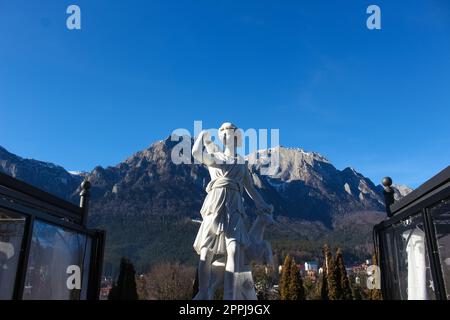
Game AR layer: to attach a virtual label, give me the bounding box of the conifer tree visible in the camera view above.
[323,244,339,300]
[279,255,292,300]
[319,265,329,300]
[288,259,305,300]
[352,281,363,300]
[108,258,139,300]
[335,248,353,300]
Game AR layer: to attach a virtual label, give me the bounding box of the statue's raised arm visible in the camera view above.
[192,130,220,166]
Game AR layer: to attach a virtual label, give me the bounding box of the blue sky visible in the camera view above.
[1,0,449,187]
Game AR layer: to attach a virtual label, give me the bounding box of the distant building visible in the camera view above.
[303,262,319,282]
[352,261,369,274]
[99,276,114,300]
[304,262,318,272]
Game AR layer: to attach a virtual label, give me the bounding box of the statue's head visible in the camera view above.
[218,122,242,148]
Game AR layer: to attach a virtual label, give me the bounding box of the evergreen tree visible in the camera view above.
[108,258,139,300]
[304,276,319,300]
[279,255,292,300]
[370,253,383,300]
[319,265,328,300]
[335,248,353,300]
[323,244,339,300]
[288,259,305,300]
[351,281,363,300]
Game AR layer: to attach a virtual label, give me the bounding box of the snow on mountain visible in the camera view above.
[392,183,413,200]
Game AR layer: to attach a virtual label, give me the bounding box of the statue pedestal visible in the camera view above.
[233,266,257,300]
[209,260,258,300]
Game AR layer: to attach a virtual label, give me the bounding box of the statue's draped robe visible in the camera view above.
[194,152,262,255]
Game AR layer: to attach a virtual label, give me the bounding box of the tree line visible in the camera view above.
[277,244,382,300]
[107,245,382,300]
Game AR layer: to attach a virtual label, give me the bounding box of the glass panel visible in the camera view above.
[380,227,399,299]
[22,220,91,300]
[0,210,26,299]
[430,197,450,299]
[381,213,436,300]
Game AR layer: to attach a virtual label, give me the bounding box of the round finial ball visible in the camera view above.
[81,180,91,190]
[382,177,392,187]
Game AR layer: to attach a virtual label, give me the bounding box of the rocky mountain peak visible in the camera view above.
[246,146,333,182]
[392,183,414,200]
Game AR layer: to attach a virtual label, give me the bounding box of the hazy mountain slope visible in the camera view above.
[0,146,82,201]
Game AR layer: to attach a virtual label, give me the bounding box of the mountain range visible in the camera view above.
[0,137,412,274]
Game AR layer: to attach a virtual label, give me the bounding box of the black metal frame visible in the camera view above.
[374,166,450,300]
[0,172,105,300]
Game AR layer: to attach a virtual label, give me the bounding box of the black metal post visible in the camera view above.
[382,176,395,217]
[87,229,106,300]
[422,208,447,300]
[375,227,390,300]
[79,180,91,227]
[13,215,34,300]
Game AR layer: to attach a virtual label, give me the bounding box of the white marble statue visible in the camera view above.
[192,122,274,300]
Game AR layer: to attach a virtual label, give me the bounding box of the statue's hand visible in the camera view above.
[200,130,213,145]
